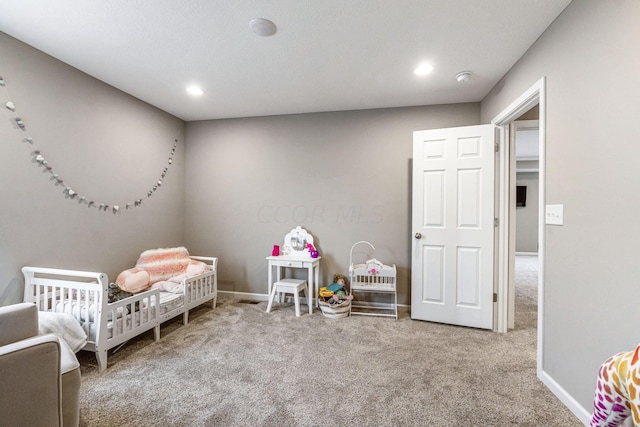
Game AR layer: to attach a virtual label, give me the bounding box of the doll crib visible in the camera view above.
[348,241,397,319]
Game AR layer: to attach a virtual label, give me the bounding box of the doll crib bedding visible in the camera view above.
[22,247,217,372]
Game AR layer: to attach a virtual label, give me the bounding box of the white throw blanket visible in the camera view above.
[38,311,88,353]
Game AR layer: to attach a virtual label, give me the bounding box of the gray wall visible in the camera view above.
[516,172,539,253]
[0,33,186,305]
[481,0,640,415]
[184,105,480,304]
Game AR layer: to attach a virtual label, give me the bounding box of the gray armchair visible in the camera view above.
[0,302,81,426]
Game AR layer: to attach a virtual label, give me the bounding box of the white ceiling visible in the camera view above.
[0,0,571,121]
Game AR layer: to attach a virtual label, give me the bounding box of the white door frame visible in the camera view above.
[491,77,546,375]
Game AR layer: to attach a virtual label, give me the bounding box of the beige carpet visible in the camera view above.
[77,255,582,426]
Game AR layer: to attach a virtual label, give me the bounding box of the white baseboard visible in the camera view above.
[538,369,591,425]
[516,251,538,256]
[218,290,410,313]
[218,290,270,302]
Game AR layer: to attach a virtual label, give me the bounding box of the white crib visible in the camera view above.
[23,256,217,372]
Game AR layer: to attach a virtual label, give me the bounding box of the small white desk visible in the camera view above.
[266,255,321,312]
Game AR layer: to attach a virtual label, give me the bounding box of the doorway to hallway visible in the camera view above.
[512,119,539,330]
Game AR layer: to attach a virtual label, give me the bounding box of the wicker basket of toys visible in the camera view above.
[318,274,353,319]
[318,299,351,319]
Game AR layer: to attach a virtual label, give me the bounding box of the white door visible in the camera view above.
[411,125,496,329]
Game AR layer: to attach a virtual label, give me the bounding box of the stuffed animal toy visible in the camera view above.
[327,274,348,295]
[319,274,353,304]
[107,283,139,313]
[331,274,348,287]
[590,344,640,426]
[107,282,133,303]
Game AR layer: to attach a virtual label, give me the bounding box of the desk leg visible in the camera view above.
[314,265,320,308]
[307,267,314,313]
[277,266,284,303]
[268,264,273,299]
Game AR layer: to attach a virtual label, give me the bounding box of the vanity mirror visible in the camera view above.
[283,226,314,257]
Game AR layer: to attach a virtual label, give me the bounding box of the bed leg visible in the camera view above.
[212,296,217,309]
[96,349,108,372]
[153,325,160,342]
[182,311,189,325]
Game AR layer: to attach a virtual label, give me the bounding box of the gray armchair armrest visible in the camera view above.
[0,302,81,427]
[0,302,39,346]
[0,334,64,426]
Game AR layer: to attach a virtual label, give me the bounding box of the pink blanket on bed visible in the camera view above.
[116,247,211,294]
[136,247,192,284]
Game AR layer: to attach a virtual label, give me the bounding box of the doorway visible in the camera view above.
[409,79,546,341]
[510,119,540,330]
[492,78,546,378]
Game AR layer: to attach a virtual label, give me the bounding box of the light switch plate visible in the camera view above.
[545,204,564,225]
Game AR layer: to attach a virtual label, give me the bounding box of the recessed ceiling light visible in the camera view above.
[249,18,277,37]
[186,86,204,96]
[413,64,434,76]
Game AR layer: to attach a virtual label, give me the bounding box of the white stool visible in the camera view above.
[266,279,310,317]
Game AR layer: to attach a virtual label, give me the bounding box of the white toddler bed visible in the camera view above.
[22,252,217,372]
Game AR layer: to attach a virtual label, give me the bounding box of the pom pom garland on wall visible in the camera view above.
[1,75,178,214]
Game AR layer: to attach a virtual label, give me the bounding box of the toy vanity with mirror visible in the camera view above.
[266,226,321,310]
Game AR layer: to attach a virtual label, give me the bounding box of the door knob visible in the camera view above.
[415,232,422,239]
